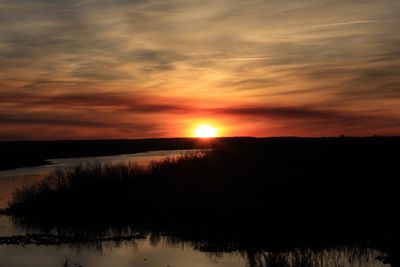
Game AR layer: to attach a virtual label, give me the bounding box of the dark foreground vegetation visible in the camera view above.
[5,137,400,265]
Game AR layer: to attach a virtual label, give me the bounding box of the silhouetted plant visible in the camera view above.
[6,138,400,252]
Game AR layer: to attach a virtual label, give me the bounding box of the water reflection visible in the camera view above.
[0,217,389,267]
[238,247,385,267]
[0,234,247,267]
[0,232,388,267]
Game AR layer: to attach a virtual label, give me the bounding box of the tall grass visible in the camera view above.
[8,151,211,219]
[6,138,400,244]
[5,138,400,267]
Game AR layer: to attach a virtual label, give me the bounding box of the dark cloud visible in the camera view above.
[215,105,400,136]
[0,88,399,138]
[3,91,372,125]
[0,110,165,140]
[0,91,190,113]
[0,113,109,127]
[218,106,353,120]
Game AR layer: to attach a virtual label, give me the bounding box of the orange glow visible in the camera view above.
[193,124,218,138]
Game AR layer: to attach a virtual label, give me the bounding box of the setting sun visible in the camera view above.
[193,125,218,138]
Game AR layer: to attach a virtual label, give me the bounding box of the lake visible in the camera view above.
[0,149,390,267]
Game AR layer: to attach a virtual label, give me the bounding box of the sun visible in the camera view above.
[193,124,218,138]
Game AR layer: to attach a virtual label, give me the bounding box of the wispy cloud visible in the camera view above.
[196,56,275,62]
[1,0,400,139]
[74,0,98,7]
[313,20,390,28]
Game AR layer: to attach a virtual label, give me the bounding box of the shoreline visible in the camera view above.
[1,136,398,171]
[0,138,219,171]
[0,159,52,172]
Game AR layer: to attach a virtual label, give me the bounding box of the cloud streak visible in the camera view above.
[1,89,398,139]
[313,20,391,28]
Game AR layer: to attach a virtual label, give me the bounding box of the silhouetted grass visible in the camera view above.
[8,151,209,219]
[6,137,400,249]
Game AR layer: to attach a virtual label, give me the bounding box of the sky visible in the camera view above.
[1,0,400,140]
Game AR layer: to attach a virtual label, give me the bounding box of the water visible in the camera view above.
[0,150,390,267]
[0,238,246,267]
[0,237,388,267]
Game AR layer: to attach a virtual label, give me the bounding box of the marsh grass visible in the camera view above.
[6,138,400,245]
[5,138,400,267]
[9,151,208,217]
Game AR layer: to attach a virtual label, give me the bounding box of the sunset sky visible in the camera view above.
[1,0,400,140]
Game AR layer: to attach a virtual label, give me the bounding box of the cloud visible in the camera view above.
[313,20,391,28]
[0,89,399,139]
[1,0,400,138]
[0,113,109,127]
[0,91,191,113]
[214,105,400,136]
